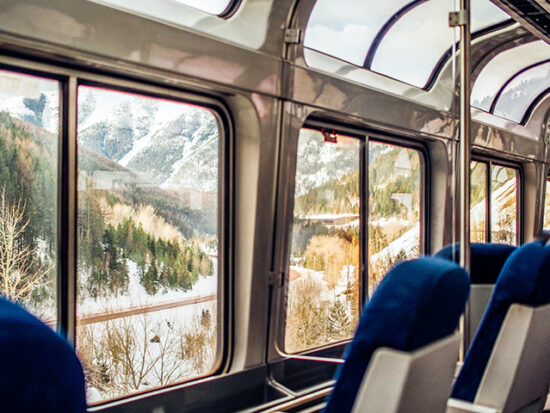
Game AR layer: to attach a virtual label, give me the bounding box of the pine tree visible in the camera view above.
[327,300,351,340]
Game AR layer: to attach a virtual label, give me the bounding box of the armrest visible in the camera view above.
[446,398,500,413]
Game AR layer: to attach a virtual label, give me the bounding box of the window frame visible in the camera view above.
[0,57,233,405]
[471,155,522,245]
[276,119,428,364]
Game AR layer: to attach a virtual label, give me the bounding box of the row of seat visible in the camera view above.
[2,240,550,412]
[325,240,550,413]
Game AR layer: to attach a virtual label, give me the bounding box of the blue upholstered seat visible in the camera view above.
[452,240,550,402]
[0,297,87,412]
[435,243,517,284]
[324,257,470,413]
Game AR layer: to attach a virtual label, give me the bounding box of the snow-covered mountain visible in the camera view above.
[0,88,220,192]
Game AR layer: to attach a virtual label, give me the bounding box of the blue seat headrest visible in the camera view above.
[0,297,87,412]
[324,257,470,413]
[435,243,517,284]
[452,240,550,402]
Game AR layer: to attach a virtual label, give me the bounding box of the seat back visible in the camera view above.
[0,297,87,412]
[474,304,550,413]
[452,240,550,403]
[324,257,470,413]
[435,243,517,284]
[353,333,460,413]
[435,243,517,346]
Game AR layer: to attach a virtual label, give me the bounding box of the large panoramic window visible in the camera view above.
[470,160,518,245]
[285,129,361,353]
[304,0,509,88]
[0,70,59,325]
[76,86,220,402]
[285,128,423,353]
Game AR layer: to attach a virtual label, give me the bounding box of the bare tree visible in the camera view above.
[0,187,53,303]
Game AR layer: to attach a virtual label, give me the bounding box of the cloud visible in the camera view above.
[304,24,374,66]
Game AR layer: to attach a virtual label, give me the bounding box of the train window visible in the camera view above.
[304,0,508,88]
[76,86,220,401]
[470,160,519,244]
[472,41,550,112]
[490,166,518,244]
[368,141,421,294]
[285,129,360,353]
[470,161,488,243]
[0,70,59,325]
[284,129,424,353]
[544,177,550,231]
[493,62,550,123]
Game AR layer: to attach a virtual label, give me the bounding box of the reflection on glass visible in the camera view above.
[470,161,487,242]
[76,87,219,402]
[372,0,508,87]
[472,41,550,111]
[493,62,550,123]
[368,142,421,295]
[285,129,360,353]
[544,179,550,231]
[490,166,517,245]
[0,70,58,325]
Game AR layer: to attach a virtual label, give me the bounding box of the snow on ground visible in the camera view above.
[370,216,413,227]
[370,223,420,267]
[78,258,218,316]
[289,264,355,304]
[305,213,358,220]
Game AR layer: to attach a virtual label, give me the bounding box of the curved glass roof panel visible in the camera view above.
[89,0,235,18]
[493,62,550,123]
[371,0,509,88]
[305,0,509,88]
[304,0,411,66]
[472,41,550,112]
[170,0,233,15]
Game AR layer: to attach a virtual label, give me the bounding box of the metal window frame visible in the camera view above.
[0,55,233,405]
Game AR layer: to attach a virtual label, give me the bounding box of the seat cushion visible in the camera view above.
[324,256,470,413]
[452,240,550,402]
[0,298,87,412]
[435,243,517,284]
